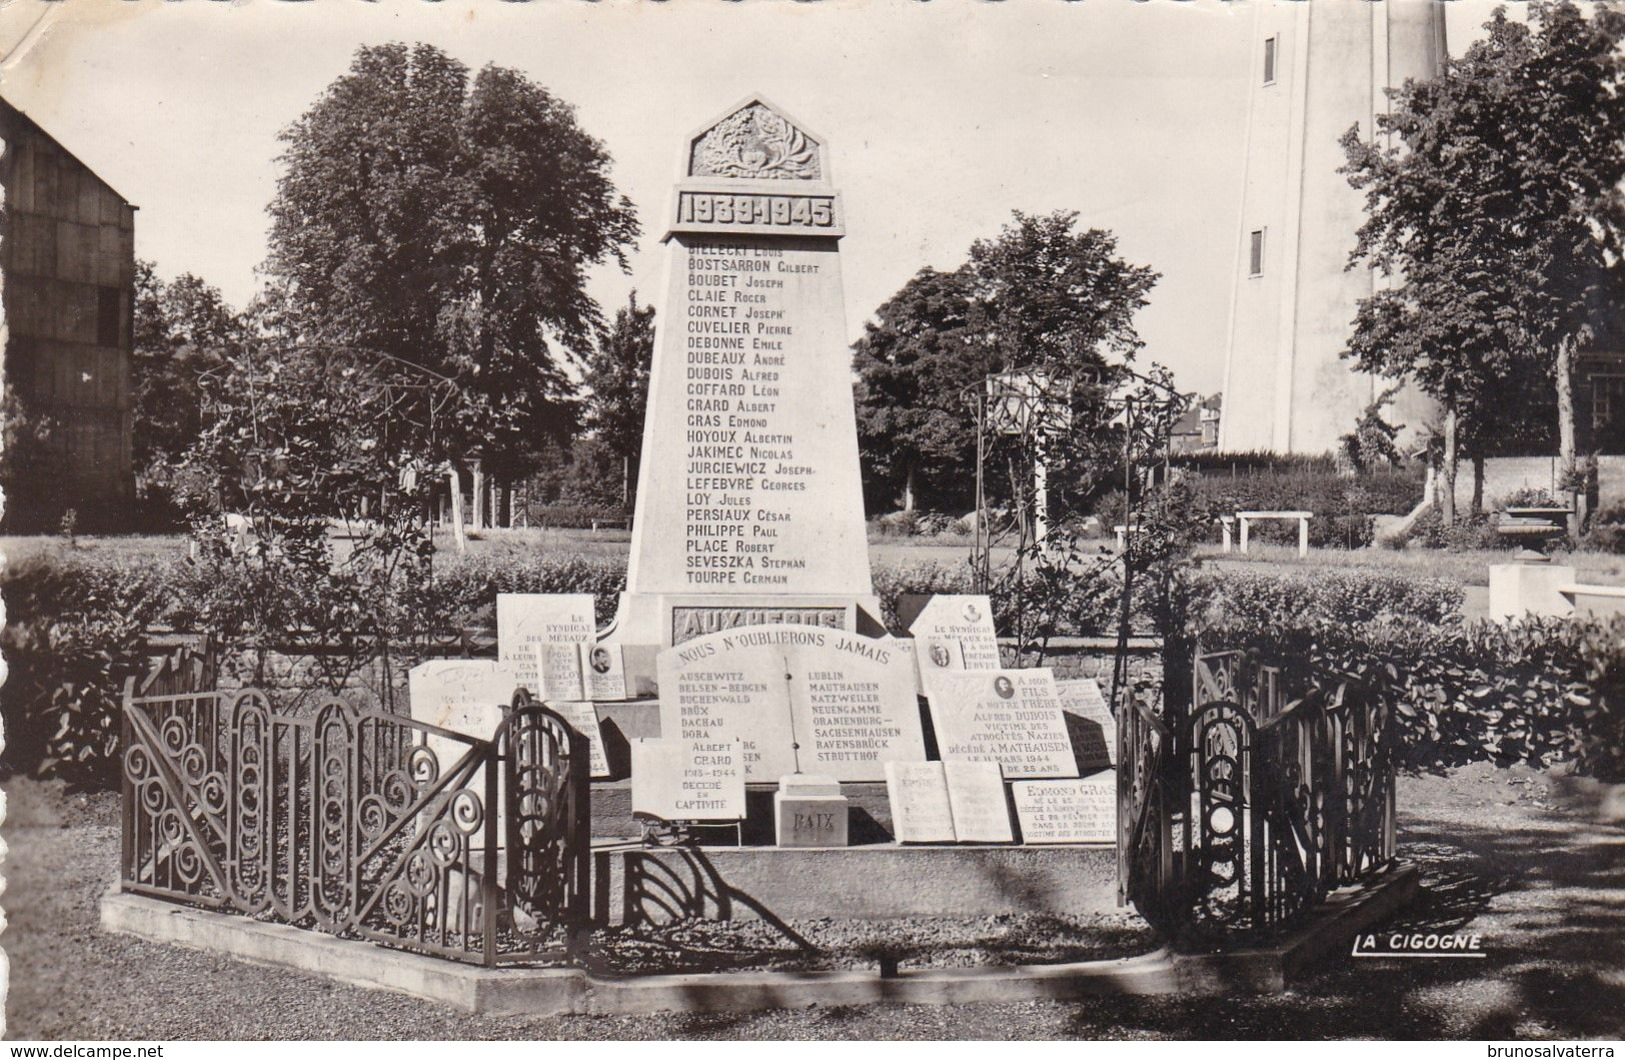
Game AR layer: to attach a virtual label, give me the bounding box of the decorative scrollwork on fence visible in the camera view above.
[1121,646,1399,938]
[121,660,590,967]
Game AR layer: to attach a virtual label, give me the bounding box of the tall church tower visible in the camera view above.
[1217,0,1447,454]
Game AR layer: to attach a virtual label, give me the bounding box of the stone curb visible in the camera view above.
[100,863,1417,1016]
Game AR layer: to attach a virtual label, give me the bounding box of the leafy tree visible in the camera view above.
[1339,387,1404,473]
[581,292,655,507]
[853,211,1159,514]
[1341,1,1625,530]
[852,267,979,513]
[263,42,640,496]
[131,261,246,514]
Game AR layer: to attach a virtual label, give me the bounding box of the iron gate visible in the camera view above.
[1119,646,1399,936]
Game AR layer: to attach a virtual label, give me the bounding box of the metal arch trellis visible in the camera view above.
[196,342,473,519]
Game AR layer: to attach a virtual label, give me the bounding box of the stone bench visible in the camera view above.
[1223,510,1313,558]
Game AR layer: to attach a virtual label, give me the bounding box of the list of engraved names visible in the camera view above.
[683,237,821,589]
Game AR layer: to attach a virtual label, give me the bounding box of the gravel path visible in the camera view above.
[6,763,1623,1040]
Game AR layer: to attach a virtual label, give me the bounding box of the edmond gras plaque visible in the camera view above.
[609,97,876,648]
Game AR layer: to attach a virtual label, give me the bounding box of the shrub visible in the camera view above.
[424,552,628,627]
[1196,589,1625,779]
[1,551,175,783]
[1581,501,1625,553]
[1395,508,1514,552]
[1197,567,1462,629]
[874,510,921,537]
[1499,486,1559,509]
[523,505,628,529]
[871,559,978,630]
[1113,466,1424,550]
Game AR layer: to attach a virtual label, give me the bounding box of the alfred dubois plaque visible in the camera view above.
[924,669,1079,780]
[607,97,878,651]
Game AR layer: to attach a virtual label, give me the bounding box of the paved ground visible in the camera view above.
[5,762,1622,1041]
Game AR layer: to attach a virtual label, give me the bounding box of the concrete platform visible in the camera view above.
[591,842,1120,925]
[100,862,1419,1015]
[589,698,1116,841]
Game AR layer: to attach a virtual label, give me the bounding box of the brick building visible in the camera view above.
[1,95,136,530]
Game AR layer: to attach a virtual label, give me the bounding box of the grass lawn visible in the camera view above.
[1196,541,1625,588]
[0,527,996,574]
[7,763,1623,1040]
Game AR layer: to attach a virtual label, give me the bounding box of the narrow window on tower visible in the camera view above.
[1249,230,1265,277]
[97,286,122,347]
[1263,36,1278,86]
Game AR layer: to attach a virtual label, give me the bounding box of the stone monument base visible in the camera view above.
[602,591,885,647]
[592,842,1118,925]
[774,774,848,847]
[1488,562,1576,623]
[599,591,886,696]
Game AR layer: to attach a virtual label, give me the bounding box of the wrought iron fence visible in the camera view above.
[120,661,590,966]
[1119,646,1399,937]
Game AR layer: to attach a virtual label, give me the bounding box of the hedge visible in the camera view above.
[0,548,982,781]
[1197,607,1625,780]
[12,545,1625,784]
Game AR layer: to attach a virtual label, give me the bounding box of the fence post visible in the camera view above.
[484,734,500,969]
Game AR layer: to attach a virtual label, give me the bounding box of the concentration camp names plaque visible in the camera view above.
[924,669,1078,779]
[657,624,925,782]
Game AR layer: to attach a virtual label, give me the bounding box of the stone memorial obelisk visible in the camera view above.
[608,97,879,658]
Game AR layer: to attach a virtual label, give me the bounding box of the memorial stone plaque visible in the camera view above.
[883,761,957,843]
[631,737,747,821]
[408,659,517,739]
[553,700,612,778]
[496,594,596,693]
[537,642,586,701]
[924,669,1078,779]
[1056,677,1117,770]
[657,631,796,781]
[657,624,926,782]
[943,760,1014,843]
[1012,774,1117,844]
[581,643,628,701]
[608,97,875,646]
[909,595,1001,671]
[407,660,518,788]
